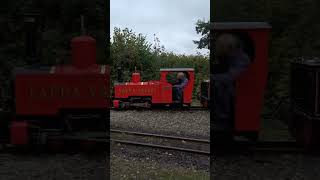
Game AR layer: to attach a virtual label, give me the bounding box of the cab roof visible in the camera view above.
[160,68,194,72]
[212,22,271,30]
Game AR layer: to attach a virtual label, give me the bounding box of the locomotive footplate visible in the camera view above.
[114,100,151,109]
[128,102,151,108]
[48,132,108,141]
[289,107,320,147]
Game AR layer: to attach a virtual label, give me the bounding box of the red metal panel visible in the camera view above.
[10,121,28,145]
[113,100,120,108]
[234,29,270,132]
[15,67,110,116]
[71,36,96,68]
[131,73,141,83]
[114,81,172,104]
[183,71,194,104]
[155,82,172,103]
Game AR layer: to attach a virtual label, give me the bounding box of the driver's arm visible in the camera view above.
[212,54,250,82]
[173,78,188,88]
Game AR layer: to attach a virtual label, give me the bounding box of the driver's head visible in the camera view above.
[177,72,185,80]
[215,33,240,58]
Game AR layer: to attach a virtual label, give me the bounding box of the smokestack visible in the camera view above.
[80,15,86,35]
[23,12,41,65]
[117,66,123,83]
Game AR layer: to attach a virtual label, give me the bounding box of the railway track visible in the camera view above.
[0,129,316,155]
[110,129,308,155]
[232,140,306,154]
[110,106,208,111]
[111,129,210,155]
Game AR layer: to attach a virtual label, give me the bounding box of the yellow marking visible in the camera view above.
[29,87,33,97]
[50,66,56,74]
[60,88,65,97]
[100,65,106,74]
[100,86,107,97]
[71,87,80,97]
[89,87,96,97]
[40,88,47,97]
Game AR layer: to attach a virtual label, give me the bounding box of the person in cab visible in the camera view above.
[212,33,251,133]
[173,72,188,103]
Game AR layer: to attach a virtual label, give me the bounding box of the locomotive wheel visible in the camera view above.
[288,112,299,140]
[80,140,99,152]
[288,108,320,148]
[300,121,313,147]
[151,104,166,109]
[47,139,65,153]
[213,132,234,155]
[294,119,318,148]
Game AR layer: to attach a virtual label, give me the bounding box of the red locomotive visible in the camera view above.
[0,17,109,147]
[113,68,195,109]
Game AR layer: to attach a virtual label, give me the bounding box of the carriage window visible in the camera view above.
[166,72,189,84]
[166,72,178,84]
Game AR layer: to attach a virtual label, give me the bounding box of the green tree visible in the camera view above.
[193,20,210,49]
[111,27,156,81]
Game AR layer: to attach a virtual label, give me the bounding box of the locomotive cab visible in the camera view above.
[159,68,194,105]
[212,22,271,141]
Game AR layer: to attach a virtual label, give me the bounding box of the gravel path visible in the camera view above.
[0,152,107,180]
[111,110,210,139]
[213,153,320,180]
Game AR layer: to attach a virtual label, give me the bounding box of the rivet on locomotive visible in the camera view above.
[0,15,110,147]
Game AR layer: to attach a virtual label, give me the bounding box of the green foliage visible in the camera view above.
[194,20,210,49]
[111,28,155,82]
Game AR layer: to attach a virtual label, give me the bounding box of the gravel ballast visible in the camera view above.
[111,143,210,179]
[111,110,210,139]
[213,153,320,180]
[0,153,107,180]
[110,109,210,179]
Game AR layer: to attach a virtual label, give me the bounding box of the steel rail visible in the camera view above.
[110,129,210,155]
[213,140,309,154]
[111,139,210,155]
[111,129,210,143]
[248,140,306,153]
[110,106,208,111]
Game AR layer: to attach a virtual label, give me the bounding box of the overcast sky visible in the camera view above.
[110,0,210,55]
